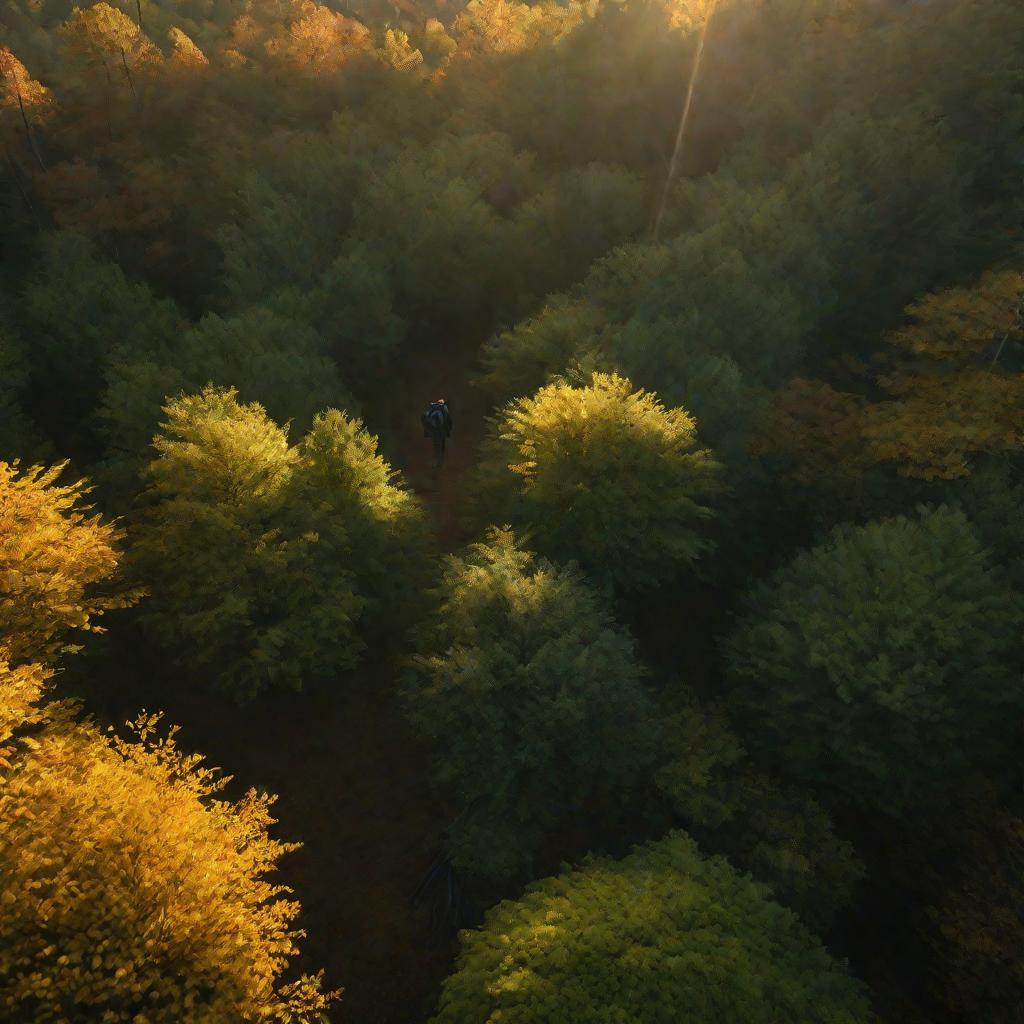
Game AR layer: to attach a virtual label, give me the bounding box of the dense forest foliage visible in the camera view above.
[1,0,1022,1019]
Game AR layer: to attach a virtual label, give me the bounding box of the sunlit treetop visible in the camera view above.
[167,27,210,67]
[146,385,297,505]
[0,46,54,127]
[62,3,162,78]
[0,460,139,667]
[431,830,872,1024]
[0,649,337,1023]
[472,370,722,589]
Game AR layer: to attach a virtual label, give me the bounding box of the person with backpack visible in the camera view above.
[422,399,453,467]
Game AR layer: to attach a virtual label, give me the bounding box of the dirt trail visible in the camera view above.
[368,331,493,551]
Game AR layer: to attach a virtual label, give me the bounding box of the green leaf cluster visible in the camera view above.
[431,830,872,1024]
[404,527,655,881]
[132,386,427,697]
[726,506,1024,814]
[470,371,722,589]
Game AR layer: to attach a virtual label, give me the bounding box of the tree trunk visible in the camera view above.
[15,85,46,171]
[120,47,138,102]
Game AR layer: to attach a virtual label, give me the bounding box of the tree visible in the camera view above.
[0,459,137,666]
[293,406,431,638]
[953,460,1024,591]
[264,0,373,73]
[62,3,161,103]
[924,812,1024,1024]
[477,296,609,404]
[403,528,655,882]
[99,305,352,497]
[0,328,46,464]
[19,231,184,458]
[862,270,1024,480]
[431,831,872,1024]
[132,386,425,698]
[131,386,360,697]
[725,506,1024,815]
[0,649,336,1023]
[450,0,579,59]
[351,132,531,325]
[654,688,863,932]
[167,27,209,67]
[470,371,722,589]
[309,241,406,386]
[508,163,646,307]
[0,46,53,171]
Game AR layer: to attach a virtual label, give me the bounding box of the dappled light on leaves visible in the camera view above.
[431,832,871,1024]
[0,460,138,666]
[471,371,722,589]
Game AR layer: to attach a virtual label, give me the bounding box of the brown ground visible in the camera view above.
[368,331,492,551]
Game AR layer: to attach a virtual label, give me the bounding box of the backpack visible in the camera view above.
[427,404,445,430]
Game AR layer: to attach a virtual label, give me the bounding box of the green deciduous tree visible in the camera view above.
[19,231,184,458]
[0,328,45,464]
[293,406,432,639]
[99,305,352,497]
[478,296,609,403]
[404,528,655,882]
[725,506,1024,815]
[131,386,424,698]
[654,688,863,931]
[508,163,647,308]
[431,830,871,1024]
[470,371,721,589]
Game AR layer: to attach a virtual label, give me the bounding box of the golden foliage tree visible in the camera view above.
[0,460,137,666]
[0,649,336,1023]
[862,269,1024,479]
[265,0,373,72]
[63,3,161,95]
[167,27,209,68]
[0,47,54,169]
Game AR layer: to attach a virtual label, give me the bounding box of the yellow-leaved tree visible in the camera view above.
[0,46,54,170]
[0,451,336,1022]
[0,648,337,1023]
[0,460,138,666]
[862,269,1024,479]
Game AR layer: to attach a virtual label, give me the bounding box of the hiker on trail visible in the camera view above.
[422,399,453,467]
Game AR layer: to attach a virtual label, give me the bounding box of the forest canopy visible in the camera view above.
[1,0,1022,1020]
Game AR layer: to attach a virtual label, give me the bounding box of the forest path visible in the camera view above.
[367,328,493,551]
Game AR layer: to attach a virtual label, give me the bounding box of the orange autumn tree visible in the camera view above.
[0,460,138,666]
[0,47,54,170]
[0,649,337,1023]
[862,269,1024,479]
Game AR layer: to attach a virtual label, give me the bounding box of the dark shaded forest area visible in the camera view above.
[1,0,1022,1020]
